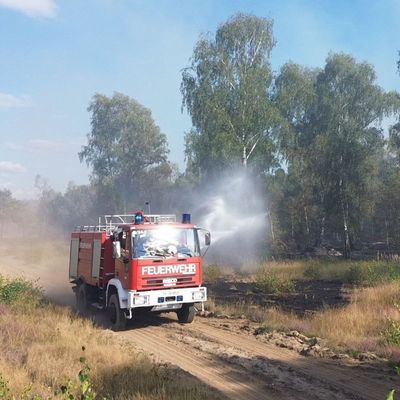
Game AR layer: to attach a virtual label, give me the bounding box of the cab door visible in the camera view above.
[114,228,132,289]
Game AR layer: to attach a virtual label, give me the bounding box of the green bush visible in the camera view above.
[255,268,294,294]
[383,318,400,346]
[346,264,368,285]
[203,264,223,283]
[345,262,400,286]
[304,263,322,280]
[0,275,44,307]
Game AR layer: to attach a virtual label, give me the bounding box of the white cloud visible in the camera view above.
[5,139,64,152]
[0,0,56,18]
[28,138,63,151]
[4,141,24,151]
[0,93,31,108]
[0,161,27,173]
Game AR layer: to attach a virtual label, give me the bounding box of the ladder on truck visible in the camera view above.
[101,214,177,234]
[74,214,177,235]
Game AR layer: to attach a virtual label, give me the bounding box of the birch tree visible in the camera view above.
[181,13,279,178]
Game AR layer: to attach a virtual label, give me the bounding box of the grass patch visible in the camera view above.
[253,259,400,287]
[0,275,219,400]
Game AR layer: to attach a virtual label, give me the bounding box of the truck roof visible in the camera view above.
[73,214,196,234]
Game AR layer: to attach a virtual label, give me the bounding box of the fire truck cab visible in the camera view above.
[69,213,210,330]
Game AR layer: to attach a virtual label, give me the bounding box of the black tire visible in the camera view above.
[107,293,127,331]
[76,283,89,316]
[177,304,195,323]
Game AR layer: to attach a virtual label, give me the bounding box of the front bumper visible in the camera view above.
[127,286,207,309]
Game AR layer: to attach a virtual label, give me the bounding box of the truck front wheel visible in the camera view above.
[108,294,127,331]
[177,304,195,323]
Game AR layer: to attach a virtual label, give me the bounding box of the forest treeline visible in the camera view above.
[2,13,400,258]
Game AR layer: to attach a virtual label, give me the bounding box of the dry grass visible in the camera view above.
[0,277,218,400]
[206,258,400,359]
[249,260,308,281]
[209,281,400,359]
[309,284,400,354]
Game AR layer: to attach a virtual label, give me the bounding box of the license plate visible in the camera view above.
[163,277,177,286]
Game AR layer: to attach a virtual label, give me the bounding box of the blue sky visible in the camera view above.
[1,0,399,199]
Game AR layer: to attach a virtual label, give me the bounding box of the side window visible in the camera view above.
[120,230,131,258]
[119,231,127,250]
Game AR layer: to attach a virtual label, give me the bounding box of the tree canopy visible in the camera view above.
[273,53,397,256]
[181,13,279,179]
[79,92,173,212]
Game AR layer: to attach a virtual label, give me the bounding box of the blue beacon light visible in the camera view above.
[134,212,144,224]
[182,213,191,224]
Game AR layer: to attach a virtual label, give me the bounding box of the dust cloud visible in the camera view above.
[0,211,74,306]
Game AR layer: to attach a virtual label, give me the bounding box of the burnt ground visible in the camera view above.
[207,279,350,315]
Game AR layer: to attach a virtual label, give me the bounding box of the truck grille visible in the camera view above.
[143,276,194,288]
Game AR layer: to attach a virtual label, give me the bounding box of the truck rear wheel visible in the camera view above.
[76,284,89,316]
[177,304,195,323]
[108,294,127,331]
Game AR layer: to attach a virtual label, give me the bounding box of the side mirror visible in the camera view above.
[113,241,121,259]
[198,229,211,246]
[205,232,211,246]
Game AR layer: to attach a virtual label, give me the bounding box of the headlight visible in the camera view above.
[192,291,205,301]
[133,295,149,305]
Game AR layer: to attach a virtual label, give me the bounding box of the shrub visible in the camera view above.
[345,262,400,286]
[383,319,400,346]
[255,268,294,294]
[0,276,44,307]
[346,264,368,285]
[304,263,322,280]
[203,264,223,283]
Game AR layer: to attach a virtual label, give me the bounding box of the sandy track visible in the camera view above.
[120,326,270,400]
[117,314,397,400]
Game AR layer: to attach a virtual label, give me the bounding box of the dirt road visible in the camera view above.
[0,245,397,399]
[117,313,397,400]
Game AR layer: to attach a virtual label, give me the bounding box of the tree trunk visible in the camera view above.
[315,214,325,247]
[304,205,310,235]
[341,197,351,259]
[384,216,390,251]
[242,145,247,167]
[267,208,275,242]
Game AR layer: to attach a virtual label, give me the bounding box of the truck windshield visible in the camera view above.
[132,227,200,259]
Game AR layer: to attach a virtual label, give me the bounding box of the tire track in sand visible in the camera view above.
[189,318,396,400]
[119,324,282,400]
[118,315,376,400]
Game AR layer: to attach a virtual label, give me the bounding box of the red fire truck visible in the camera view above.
[69,212,210,330]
